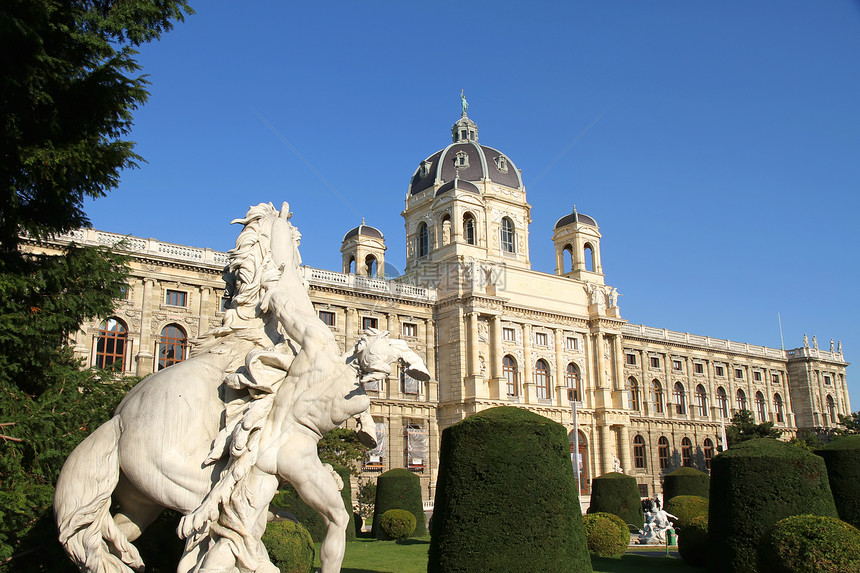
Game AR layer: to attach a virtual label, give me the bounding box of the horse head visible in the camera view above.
[350,328,431,385]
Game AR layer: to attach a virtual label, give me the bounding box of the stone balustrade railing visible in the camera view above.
[302,267,437,302]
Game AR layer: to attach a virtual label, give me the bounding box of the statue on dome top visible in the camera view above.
[460,89,469,115]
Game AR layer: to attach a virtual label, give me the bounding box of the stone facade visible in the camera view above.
[22,112,851,504]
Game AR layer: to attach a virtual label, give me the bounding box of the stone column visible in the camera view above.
[425,318,436,382]
[613,334,625,391]
[554,328,565,404]
[387,313,397,336]
[468,312,480,377]
[198,286,211,337]
[522,324,533,400]
[490,315,502,379]
[136,278,155,376]
[594,333,606,389]
[599,424,612,475]
[617,425,631,474]
[345,307,357,348]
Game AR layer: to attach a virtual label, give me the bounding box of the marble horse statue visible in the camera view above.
[54,202,430,573]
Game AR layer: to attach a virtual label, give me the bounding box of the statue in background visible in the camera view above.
[54,202,430,573]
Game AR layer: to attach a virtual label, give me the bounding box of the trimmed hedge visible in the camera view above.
[663,467,710,500]
[583,512,629,558]
[378,509,417,541]
[677,514,708,568]
[371,468,426,539]
[815,435,860,528]
[261,519,315,573]
[759,514,860,573]
[665,495,709,532]
[271,462,356,543]
[708,438,838,573]
[428,406,592,573]
[587,472,645,529]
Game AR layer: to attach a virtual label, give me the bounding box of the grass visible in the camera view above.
[313,537,697,573]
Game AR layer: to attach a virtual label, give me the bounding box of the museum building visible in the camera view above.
[25,110,851,504]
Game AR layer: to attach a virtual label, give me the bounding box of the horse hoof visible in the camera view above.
[356,430,377,449]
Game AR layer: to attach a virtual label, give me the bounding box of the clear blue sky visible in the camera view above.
[84,1,860,409]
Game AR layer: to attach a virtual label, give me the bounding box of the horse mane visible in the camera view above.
[191,203,284,355]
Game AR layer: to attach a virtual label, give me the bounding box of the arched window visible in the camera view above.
[755,391,767,422]
[417,222,429,258]
[695,384,708,417]
[463,213,476,245]
[773,393,784,423]
[503,355,518,397]
[501,217,515,253]
[736,388,747,412]
[826,395,836,423]
[583,243,595,272]
[658,436,670,469]
[652,380,664,414]
[96,317,127,369]
[703,438,715,470]
[534,359,550,400]
[674,382,686,415]
[633,435,647,469]
[563,244,574,273]
[347,256,355,274]
[158,324,187,370]
[365,255,377,278]
[628,377,640,411]
[716,386,728,418]
[681,437,693,467]
[566,363,580,402]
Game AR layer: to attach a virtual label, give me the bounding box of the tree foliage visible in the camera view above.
[835,412,860,436]
[1,0,192,253]
[316,427,368,476]
[726,409,782,447]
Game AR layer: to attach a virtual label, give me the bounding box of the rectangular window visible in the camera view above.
[824,374,832,385]
[165,289,187,307]
[753,371,762,382]
[735,368,744,380]
[362,317,378,331]
[220,296,230,312]
[694,363,704,375]
[626,353,637,366]
[405,423,428,472]
[650,356,660,369]
[566,337,579,351]
[319,311,336,326]
[772,373,780,385]
[672,360,682,371]
[638,484,649,497]
[715,365,725,377]
[402,322,417,337]
[535,332,548,346]
[503,327,515,342]
[116,284,129,300]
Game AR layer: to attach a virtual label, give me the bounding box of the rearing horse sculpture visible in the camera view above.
[54,203,430,573]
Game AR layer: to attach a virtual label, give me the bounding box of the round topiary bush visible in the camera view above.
[708,438,838,573]
[371,468,426,539]
[583,512,629,558]
[678,514,708,568]
[664,467,710,500]
[665,495,709,532]
[271,462,356,543]
[587,472,645,529]
[815,434,860,528]
[427,406,592,573]
[261,519,315,573]
[759,514,860,573]
[378,509,417,541]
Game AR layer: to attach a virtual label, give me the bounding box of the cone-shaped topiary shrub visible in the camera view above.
[583,512,629,558]
[665,495,709,532]
[372,468,426,539]
[261,519,315,573]
[428,406,592,573]
[758,514,860,573]
[378,509,417,541]
[587,472,645,529]
[271,462,356,543]
[663,467,710,500]
[815,434,860,528]
[708,438,838,573]
[678,514,708,568]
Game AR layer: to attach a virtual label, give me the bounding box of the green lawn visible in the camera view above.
[313,538,696,573]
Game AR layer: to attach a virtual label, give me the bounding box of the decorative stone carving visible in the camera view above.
[54,203,430,573]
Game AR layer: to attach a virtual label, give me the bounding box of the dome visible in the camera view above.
[555,209,598,229]
[343,221,383,241]
[408,112,523,195]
